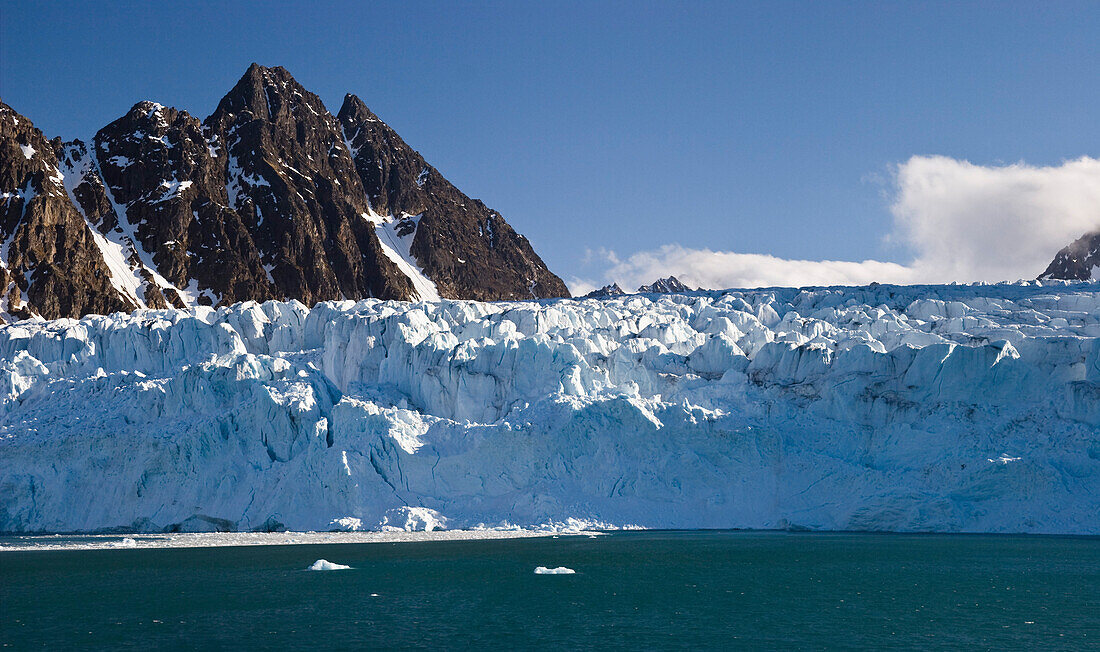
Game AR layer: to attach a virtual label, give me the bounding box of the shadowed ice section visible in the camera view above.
[0,281,1098,534]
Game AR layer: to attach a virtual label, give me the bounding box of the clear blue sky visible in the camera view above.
[3,1,1098,284]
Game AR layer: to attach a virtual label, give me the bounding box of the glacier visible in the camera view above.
[1,282,1098,534]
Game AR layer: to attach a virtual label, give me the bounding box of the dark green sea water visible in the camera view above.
[1,531,1097,649]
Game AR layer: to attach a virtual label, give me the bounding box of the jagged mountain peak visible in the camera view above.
[584,277,696,299]
[237,62,300,94]
[337,94,430,215]
[339,93,376,119]
[99,101,203,148]
[336,85,570,301]
[337,94,395,136]
[245,61,287,77]
[129,100,173,120]
[211,63,329,125]
[583,283,626,299]
[638,276,693,294]
[1,65,569,321]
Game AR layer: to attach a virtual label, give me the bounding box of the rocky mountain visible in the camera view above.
[0,64,568,321]
[582,277,699,299]
[638,276,693,293]
[338,94,565,301]
[1,104,132,319]
[582,283,626,299]
[1039,230,1100,281]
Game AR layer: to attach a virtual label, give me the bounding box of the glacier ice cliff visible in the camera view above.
[1,282,1098,534]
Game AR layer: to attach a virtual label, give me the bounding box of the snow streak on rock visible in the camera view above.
[361,210,440,302]
[0,282,1098,534]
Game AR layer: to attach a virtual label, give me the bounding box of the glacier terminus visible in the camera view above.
[1,281,1098,535]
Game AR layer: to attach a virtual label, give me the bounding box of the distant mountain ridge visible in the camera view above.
[0,64,569,320]
[581,276,697,299]
[637,276,693,293]
[582,283,626,299]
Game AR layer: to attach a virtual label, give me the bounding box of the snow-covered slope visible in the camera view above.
[1,281,1098,534]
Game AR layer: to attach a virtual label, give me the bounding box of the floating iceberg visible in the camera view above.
[1,282,1098,534]
[534,566,576,575]
[307,559,351,571]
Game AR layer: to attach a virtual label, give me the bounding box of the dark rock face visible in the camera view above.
[637,276,693,293]
[338,94,569,301]
[1,103,133,320]
[582,283,626,299]
[1039,230,1100,281]
[204,65,415,304]
[90,101,269,308]
[0,64,568,321]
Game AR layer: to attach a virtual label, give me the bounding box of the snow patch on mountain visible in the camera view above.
[153,179,193,203]
[0,281,1098,534]
[225,147,271,210]
[57,145,191,309]
[361,209,440,301]
[55,146,143,307]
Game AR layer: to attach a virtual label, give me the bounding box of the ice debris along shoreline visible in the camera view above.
[1,281,1099,534]
[0,529,581,552]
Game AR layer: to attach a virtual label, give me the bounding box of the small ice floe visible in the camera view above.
[110,537,138,548]
[307,559,351,571]
[534,566,576,575]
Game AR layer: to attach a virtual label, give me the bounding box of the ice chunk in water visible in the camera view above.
[534,566,576,575]
[307,559,351,571]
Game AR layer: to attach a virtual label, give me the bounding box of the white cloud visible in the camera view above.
[579,156,1100,292]
[599,246,916,292]
[892,155,1100,282]
[566,276,600,297]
